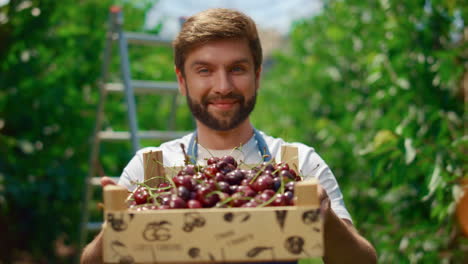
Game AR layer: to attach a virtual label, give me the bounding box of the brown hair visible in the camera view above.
[173,8,263,75]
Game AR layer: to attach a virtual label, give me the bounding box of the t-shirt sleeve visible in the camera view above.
[118,153,144,191]
[297,144,353,222]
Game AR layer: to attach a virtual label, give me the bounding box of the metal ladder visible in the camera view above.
[79,6,189,252]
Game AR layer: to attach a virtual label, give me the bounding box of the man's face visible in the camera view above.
[176,38,261,131]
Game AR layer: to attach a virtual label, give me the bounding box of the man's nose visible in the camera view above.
[213,70,233,95]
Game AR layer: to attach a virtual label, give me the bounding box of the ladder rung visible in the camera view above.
[89,176,120,186]
[86,222,103,232]
[105,80,179,94]
[98,130,190,141]
[124,32,172,46]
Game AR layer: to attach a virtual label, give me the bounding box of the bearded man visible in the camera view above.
[81,8,377,264]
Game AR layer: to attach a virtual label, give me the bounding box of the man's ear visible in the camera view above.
[175,66,186,96]
[254,66,262,92]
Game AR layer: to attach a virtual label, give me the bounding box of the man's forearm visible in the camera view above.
[323,211,377,264]
[81,231,103,264]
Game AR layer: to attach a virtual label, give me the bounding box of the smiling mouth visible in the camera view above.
[209,100,238,110]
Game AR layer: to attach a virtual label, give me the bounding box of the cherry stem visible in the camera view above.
[215,195,253,208]
[249,158,276,184]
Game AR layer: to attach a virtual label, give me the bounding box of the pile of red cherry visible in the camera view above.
[128,155,302,210]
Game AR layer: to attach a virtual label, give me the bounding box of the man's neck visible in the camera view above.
[195,120,254,150]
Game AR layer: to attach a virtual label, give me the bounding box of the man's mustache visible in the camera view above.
[201,93,245,105]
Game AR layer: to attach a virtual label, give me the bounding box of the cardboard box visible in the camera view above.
[102,146,323,263]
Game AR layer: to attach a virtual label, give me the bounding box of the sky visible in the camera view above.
[145,0,322,38]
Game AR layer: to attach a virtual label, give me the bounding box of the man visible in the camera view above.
[81,8,377,264]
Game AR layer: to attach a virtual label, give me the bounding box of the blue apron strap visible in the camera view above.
[187,131,198,165]
[186,129,271,164]
[254,129,272,162]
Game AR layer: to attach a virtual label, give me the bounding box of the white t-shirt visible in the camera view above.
[119,130,352,221]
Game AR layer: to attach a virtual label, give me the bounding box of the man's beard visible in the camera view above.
[185,86,257,131]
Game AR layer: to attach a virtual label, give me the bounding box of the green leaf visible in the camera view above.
[404,138,416,164]
[423,155,443,201]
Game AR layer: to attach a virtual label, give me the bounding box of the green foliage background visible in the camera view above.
[255,0,467,263]
[0,0,466,263]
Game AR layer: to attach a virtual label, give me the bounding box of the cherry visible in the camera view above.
[284,191,294,205]
[214,172,226,182]
[229,185,239,194]
[187,199,202,208]
[262,162,275,172]
[181,164,197,175]
[237,185,256,197]
[263,189,276,197]
[256,189,276,204]
[280,170,294,181]
[205,179,217,190]
[217,161,235,174]
[134,187,149,205]
[221,155,237,168]
[193,172,207,181]
[240,179,251,186]
[216,181,231,193]
[272,194,288,206]
[289,168,297,177]
[251,175,274,192]
[244,171,256,181]
[177,186,191,201]
[273,177,282,191]
[226,169,245,185]
[173,175,194,190]
[202,193,220,207]
[230,192,249,207]
[169,196,187,209]
[196,186,219,207]
[207,156,220,165]
[276,162,290,171]
[262,170,274,177]
[203,164,219,177]
[160,195,171,206]
[189,191,197,200]
[285,181,295,192]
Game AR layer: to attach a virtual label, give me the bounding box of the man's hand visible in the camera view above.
[100,176,117,187]
[80,177,117,264]
[317,184,377,264]
[317,184,331,217]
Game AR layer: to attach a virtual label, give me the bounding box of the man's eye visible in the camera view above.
[231,66,245,73]
[197,68,209,74]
